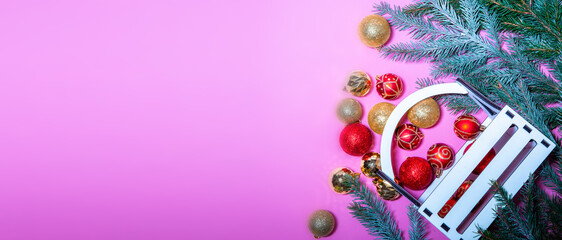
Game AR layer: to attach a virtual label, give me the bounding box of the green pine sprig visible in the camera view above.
[345,176,402,240]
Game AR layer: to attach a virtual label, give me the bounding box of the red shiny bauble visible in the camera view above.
[339,123,374,156]
[398,157,434,190]
[453,180,473,199]
[427,143,455,178]
[464,142,496,175]
[438,198,457,218]
[454,115,482,140]
[375,73,404,100]
[395,124,424,150]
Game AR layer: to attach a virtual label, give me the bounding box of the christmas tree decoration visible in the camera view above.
[357,14,391,49]
[464,142,497,175]
[438,198,457,218]
[329,167,359,194]
[453,180,473,200]
[360,152,381,179]
[454,114,482,140]
[398,157,434,190]
[427,143,455,178]
[339,123,374,156]
[395,124,424,150]
[375,73,404,100]
[336,98,363,124]
[367,102,395,135]
[407,98,440,128]
[373,178,401,201]
[345,0,562,238]
[308,210,336,239]
[344,71,372,97]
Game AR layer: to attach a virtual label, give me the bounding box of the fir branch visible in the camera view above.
[345,176,402,240]
[407,205,428,240]
[491,181,534,239]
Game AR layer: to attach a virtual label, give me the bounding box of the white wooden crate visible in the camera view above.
[376,79,555,239]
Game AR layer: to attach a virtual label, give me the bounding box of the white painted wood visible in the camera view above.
[378,82,555,240]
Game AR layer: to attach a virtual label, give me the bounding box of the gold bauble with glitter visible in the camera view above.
[360,152,382,179]
[373,179,401,201]
[368,102,395,135]
[358,14,391,49]
[407,98,441,128]
[344,71,372,97]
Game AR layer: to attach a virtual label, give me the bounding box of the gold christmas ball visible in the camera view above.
[336,98,363,124]
[329,167,359,194]
[360,152,381,179]
[358,14,391,49]
[344,71,372,97]
[373,179,401,201]
[368,102,395,135]
[308,210,336,239]
[407,98,441,128]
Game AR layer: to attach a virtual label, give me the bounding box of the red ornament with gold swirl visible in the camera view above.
[427,143,455,178]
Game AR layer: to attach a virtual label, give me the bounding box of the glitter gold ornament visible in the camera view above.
[308,210,336,239]
[375,73,404,100]
[427,143,455,178]
[373,179,401,201]
[329,167,359,194]
[395,124,424,150]
[407,98,441,128]
[454,114,483,140]
[336,98,363,124]
[358,14,391,49]
[368,102,395,135]
[361,152,381,179]
[344,71,372,97]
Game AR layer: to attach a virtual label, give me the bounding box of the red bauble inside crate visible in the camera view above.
[464,142,497,175]
[398,156,434,190]
[427,143,455,178]
[454,114,482,140]
[395,124,424,150]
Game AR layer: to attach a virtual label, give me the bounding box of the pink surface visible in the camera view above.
[0,1,483,239]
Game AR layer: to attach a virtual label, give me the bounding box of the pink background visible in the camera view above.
[0,0,479,239]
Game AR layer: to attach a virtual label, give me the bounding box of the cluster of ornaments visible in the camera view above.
[321,12,502,239]
[309,14,393,239]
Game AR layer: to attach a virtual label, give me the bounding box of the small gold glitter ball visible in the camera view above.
[336,98,363,124]
[373,179,401,201]
[358,14,391,49]
[308,210,336,239]
[344,71,372,97]
[407,98,441,128]
[360,152,381,179]
[368,102,396,135]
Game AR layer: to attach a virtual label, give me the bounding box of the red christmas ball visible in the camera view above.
[375,73,404,100]
[395,124,424,150]
[398,157,434,190]
[453,180,473,200]
[454,114,482,140]
[339,123,374,156]
[464,142,496,175]
[438,198,457,218]
[427,143,455,178]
